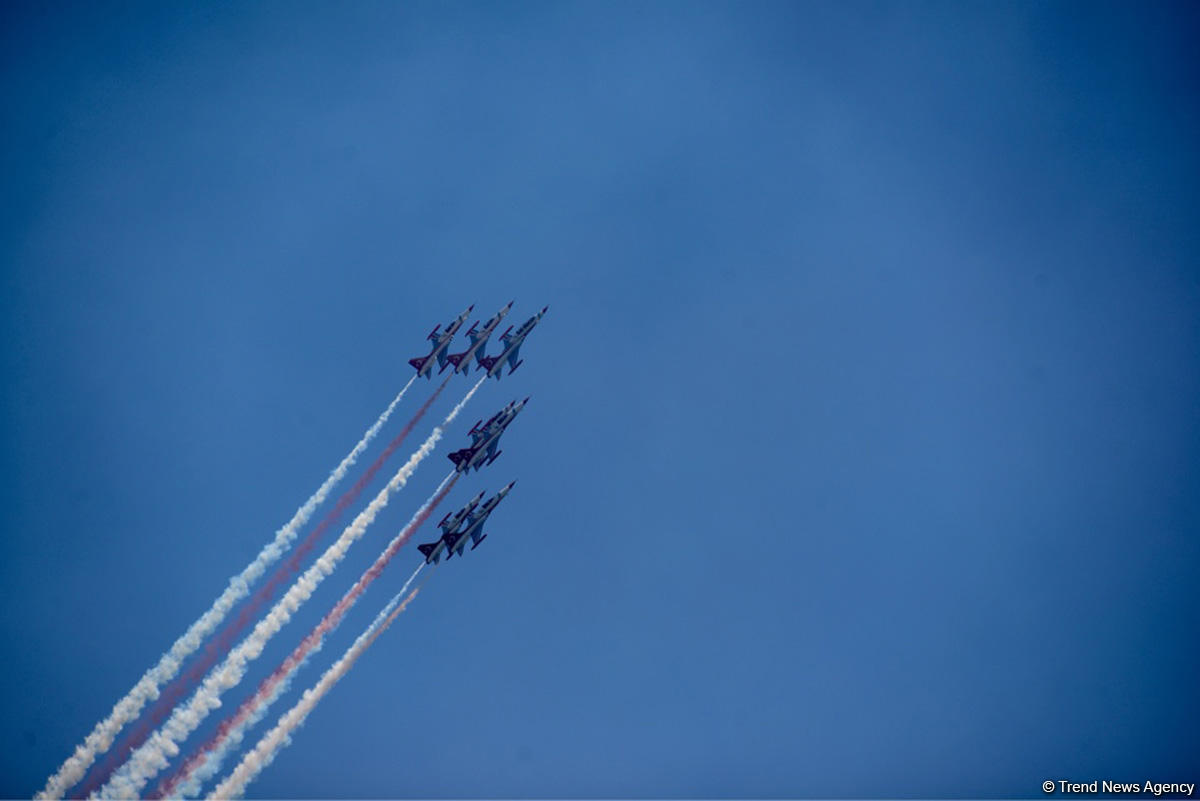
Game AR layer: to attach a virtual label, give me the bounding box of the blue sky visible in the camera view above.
[3,1,1198,797]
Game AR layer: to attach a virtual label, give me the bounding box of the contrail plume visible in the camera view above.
[158,472,455,799]
[96,377,485,800]
[75,376,444,799]
[211,578,430,799]
[153,563,426,800]
[37,376,416,800]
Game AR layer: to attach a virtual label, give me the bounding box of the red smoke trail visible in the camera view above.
[77,379,448,798]
[210,578,430,799]
[153,473,459,799]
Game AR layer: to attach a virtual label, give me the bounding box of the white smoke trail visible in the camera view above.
[170,563,426,798]
[37,377,416,800]
[97,377,484,800]
[210,576,430,799]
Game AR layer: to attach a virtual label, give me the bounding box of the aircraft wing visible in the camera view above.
[443,530,465,558]
[467,325,491,347]
[505,343,523,371]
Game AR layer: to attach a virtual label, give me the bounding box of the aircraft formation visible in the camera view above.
[409,301,548,380]
[409,302,546,563]
[38,302,547,800]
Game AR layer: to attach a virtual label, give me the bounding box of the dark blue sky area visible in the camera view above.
[3,2,1198,798]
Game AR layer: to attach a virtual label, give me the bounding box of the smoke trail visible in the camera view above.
[37,377,416,800]
[211,578,431,799]
[97,377,486,800]
[154,562,427,800]
[158,472,455,799]
[167,559,425,800]
[74,376,445,799]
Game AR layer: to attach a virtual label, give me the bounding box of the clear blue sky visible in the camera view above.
[3,1,1198,797]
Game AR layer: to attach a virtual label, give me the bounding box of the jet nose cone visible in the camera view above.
[468,304,475,312]
[505,480,517,491]
[541,305,549,314]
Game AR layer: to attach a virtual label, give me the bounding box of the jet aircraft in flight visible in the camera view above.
[447,398,528,473]
[418,482,516,564]
[416,490,484,565]
[443,302,513,375]
[408,305,473,379]
[479,306,549,379]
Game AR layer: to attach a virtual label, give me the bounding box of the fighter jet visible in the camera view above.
[447,397,528,473]
[469,396,526,441]
[417,482,516,563]
[408,305,474,379]
[444,481,516,558]
[416,490,484,565]
[478,306,549,379]
[443,301,513,376]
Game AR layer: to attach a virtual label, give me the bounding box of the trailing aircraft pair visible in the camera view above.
[417,481,516,565]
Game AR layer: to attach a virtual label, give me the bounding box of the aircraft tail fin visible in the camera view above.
[408,356,427,372]
[417,542,441,564]
[479,355,500,374]
[448,448,472,469]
